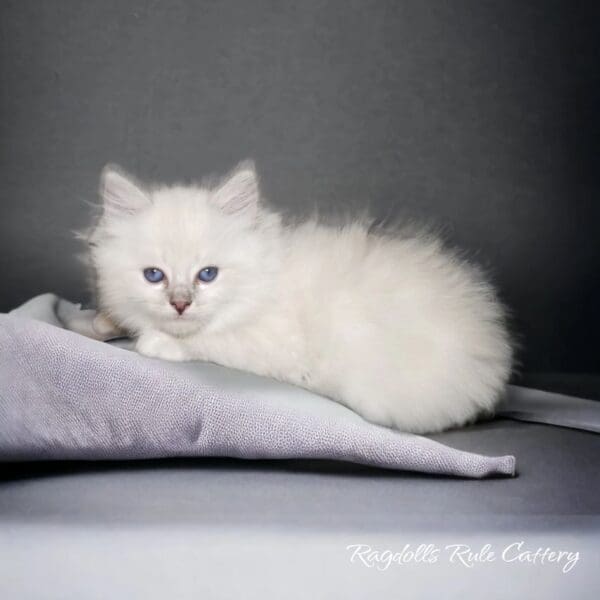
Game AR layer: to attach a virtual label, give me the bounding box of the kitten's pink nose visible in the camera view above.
[170,300,191,315]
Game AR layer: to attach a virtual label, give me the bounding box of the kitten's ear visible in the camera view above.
[100,165,150,216]
[212,161,259,218]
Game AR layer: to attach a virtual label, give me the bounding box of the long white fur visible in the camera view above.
[87,162,512,433]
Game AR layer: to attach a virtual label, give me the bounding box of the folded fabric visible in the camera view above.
[0,294,523,478]
[4,292,598,478]
[500,385,600,434]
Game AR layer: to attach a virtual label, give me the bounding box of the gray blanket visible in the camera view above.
[1,294,597,478]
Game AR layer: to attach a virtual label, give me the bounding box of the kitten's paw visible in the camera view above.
[93,313,122,339]
[136,332,188,361]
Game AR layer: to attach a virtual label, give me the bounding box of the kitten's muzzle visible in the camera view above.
[170,300,191,315]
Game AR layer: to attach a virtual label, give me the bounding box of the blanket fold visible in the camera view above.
[0,313,515,477]
[0,294,524,477]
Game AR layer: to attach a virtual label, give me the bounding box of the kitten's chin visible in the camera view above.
[155,316,204,338]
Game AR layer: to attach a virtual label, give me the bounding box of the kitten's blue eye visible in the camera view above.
[143,267,165,283]
[198,266,218,283]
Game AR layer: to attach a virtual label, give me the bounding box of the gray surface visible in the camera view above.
[0,420,599,599]
[0,523,596,600]
[1,0,599,373]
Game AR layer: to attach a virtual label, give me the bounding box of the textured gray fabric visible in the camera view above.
[0,294,515,477]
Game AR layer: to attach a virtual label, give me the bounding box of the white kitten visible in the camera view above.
[86,161,512,433]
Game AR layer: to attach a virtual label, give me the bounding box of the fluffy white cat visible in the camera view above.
[84,161,512,433]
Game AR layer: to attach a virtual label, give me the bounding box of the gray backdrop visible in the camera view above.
[1,0,598,374]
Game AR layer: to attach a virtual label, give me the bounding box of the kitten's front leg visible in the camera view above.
[136,330,189,361]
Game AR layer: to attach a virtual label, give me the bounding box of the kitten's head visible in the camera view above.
[88,162,281,337]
